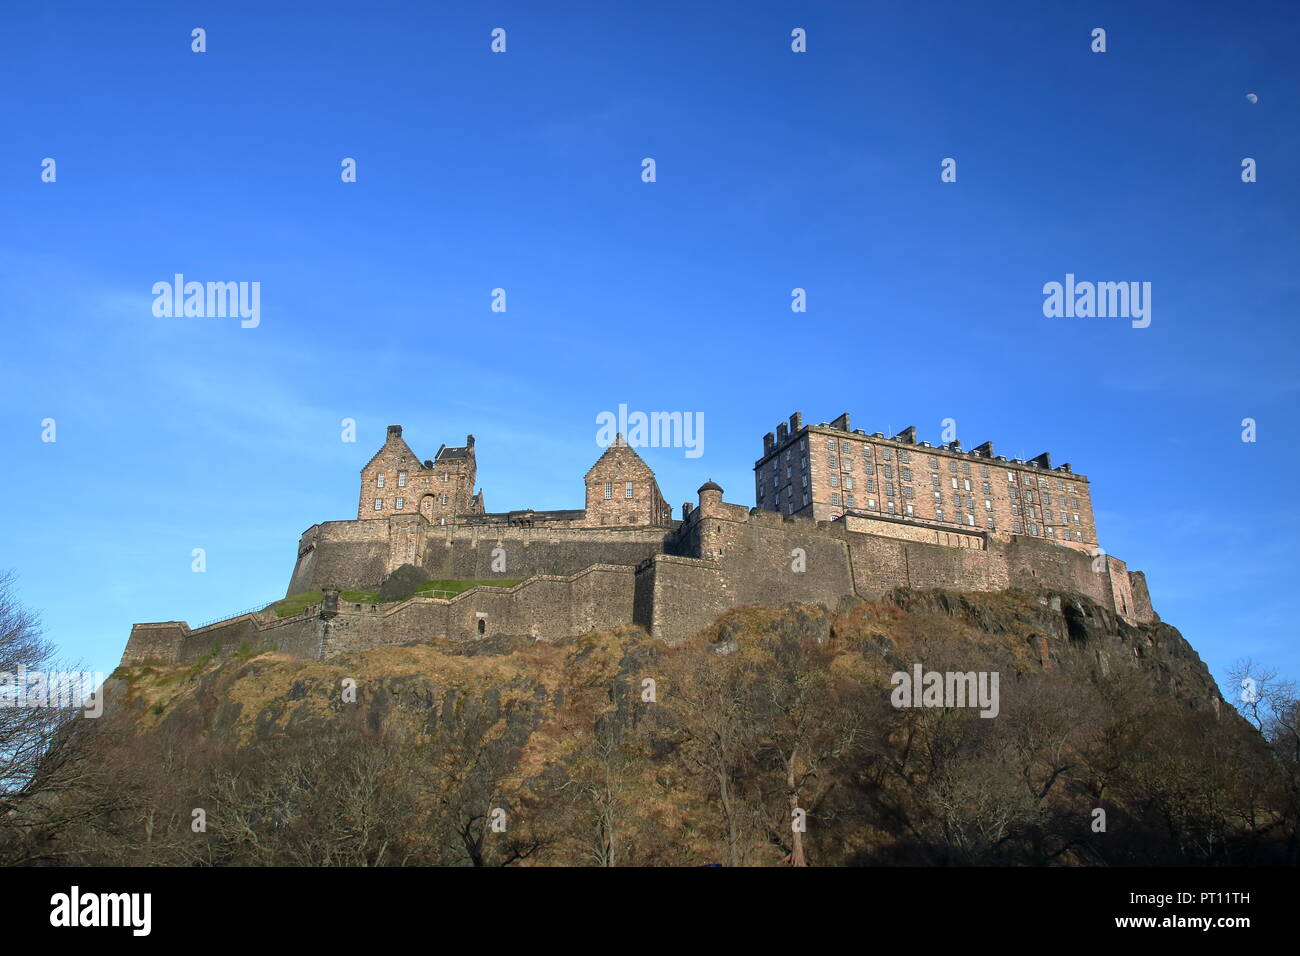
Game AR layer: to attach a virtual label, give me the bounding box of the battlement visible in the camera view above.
[756,411,1095,546]
[118,414,1156,667]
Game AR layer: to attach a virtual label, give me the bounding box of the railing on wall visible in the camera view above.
[192,601,280,630]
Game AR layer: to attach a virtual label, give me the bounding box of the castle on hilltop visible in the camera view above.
[121,413,1155,667]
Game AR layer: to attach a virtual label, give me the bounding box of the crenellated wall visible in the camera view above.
[122,488,1157,666]
[288,517,673,596]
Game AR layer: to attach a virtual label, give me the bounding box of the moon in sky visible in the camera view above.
[1246,92,1259,104]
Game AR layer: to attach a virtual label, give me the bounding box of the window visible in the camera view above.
[899,450,910,463]
[882,448,893,461]
[905,503,915,517]
[986,517,995,529]
[901,466,911,481]
[982,481,991,494]
[623,481,633,498]
[904,486,914,499]
[928,456,939,470]
[441,493,448,505]
[830,474,839,488]
[1007,471,1016,482]
[863,445,874,459]
[827,439,837,450]
[397,471,407,487]
[951,477,958,489]
[844,476,854,491]
[1045,509,1054,521]
[376,474,385,488]
[980,465,989,478]
[1014,519,1023,533]
[966,513,975,526]
[962,463,971,475]
[886,482,895,497]
[1072,513,1080,524]
[1011,503,1020,516]
[935,507,945,521]
[846,494,856,508]
[829,455,838,468]
[931,473,940,488]
[395,497,405,509]
[883,464,893,479]
[865,462,876,476]
[887,501,896,514]
[1047,526,1056,537]
[801,474,808,487]
[1009,487,1019,499]
[868,498,878,510]
[962,478,971,491]
[984,498,992,511]
[803,492,810,506]
[604,482,613,500]
[373,499,384,511]
[933,491,941,502]
[843,458,853,472]
[867,479,877,493]
[831,492,840,506]
[949,461,958,473]
[1031,523,1040,535]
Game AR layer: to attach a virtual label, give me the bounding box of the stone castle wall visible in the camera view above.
[123,490,1157,667]
[288,517,673,596]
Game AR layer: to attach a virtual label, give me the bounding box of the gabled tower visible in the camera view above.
[358,425,424,520]
[582,434,671,527]
[357,426,483,523]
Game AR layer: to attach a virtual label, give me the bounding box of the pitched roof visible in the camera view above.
[584,433,655,480]
[359,425,421,473]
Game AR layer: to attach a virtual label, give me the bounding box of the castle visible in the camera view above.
[120,413,1155,667]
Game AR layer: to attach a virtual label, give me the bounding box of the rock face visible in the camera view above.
[22,587,1282,867]
[877,588,1225,716]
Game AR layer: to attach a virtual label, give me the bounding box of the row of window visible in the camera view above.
[375,471,454,488]
[603,481,635,500]
[372,494,451,511]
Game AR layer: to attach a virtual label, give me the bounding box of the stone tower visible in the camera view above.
[357,426,483,523]
[582,434,671,527]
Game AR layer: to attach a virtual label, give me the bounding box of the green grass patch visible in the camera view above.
[272,589,322,618]
[273,578,528,616]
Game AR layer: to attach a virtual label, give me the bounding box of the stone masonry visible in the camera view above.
[120,417,1156,667]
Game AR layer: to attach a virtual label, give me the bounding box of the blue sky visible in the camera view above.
[2,1,1297,695]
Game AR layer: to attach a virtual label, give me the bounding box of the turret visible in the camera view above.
[697,479,724,516]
